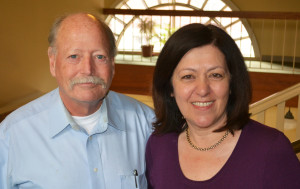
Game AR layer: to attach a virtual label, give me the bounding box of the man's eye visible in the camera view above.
[96,55,105,60]
[69,55,77,59]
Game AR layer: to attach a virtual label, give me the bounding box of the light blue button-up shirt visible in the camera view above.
[0,89,154,189]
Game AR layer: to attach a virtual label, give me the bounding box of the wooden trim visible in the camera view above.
[292,139,300,154]
[103,9,300,20]
[110,64,300,106]
[0,111,11,122]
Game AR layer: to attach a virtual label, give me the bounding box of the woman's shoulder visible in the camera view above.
[241,119,294,156]
[243,119,285,140]
[146,132,180,167]
[147,132,179,154]
[148,132,179,144]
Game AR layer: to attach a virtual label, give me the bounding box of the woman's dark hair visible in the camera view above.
[152,23,252,134]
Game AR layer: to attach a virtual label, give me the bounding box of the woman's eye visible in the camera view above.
[181,75,193,79]
[210,73,224,79]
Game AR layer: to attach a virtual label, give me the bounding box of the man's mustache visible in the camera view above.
[69,76,107,89]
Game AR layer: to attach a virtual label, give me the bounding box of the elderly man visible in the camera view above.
[0,13,154,189]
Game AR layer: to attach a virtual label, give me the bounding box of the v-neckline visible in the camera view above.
[174,128,244,185]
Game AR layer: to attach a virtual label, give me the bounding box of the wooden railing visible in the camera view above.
[103,9,300,19]
[249,83,300,140]
[292,139,300,154]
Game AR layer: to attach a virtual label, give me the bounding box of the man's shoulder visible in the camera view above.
[1,89,59,127]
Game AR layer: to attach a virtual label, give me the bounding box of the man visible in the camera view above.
[0,13,154,189]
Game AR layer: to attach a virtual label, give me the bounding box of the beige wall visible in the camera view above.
[0,0,104,111]
[0,0,299,113]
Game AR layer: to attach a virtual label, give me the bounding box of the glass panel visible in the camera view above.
[190,16,202,23]
[235,38,255,57]
[241,24,249,38]
[210,20,218,25]
[127,0,147,9]
[224,6,232,11]
[108,17,124,35]
[175,5,193,10]
[118,19,142,51]
[190,0,206,8]
[227,21,249,39]
[199,17,211,24]
[115,14,134,23]
[156,6,174,10]
[203,0,225,11]
[176,0,189,4]
[120,5,128,9]
[216,17,233,27]
[109,0,256,65]
[145,0,159,7]
[160,0,173,4]
[226,21,242,39]
[175,16,188,28]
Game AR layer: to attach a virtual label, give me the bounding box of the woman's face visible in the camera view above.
[171,44,230,131]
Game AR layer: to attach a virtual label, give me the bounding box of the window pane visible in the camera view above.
[203,0,226,11]
[115,14,134,23]
[160,0,173,4]
[156,6,174,10]
[175,6,193,10]
[176,0,189,4]
[109,0,257,60]
[127,0,147,9]
[216,17,233,27]
[190,0,206,8]
[145,0,159,7]
[224,6,232,11]
[235,38,255,57]
[108,17,124,35]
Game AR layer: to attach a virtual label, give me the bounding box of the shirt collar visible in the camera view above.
[48,90,126,138]
[106,91,126,132]
[48,89,73,138]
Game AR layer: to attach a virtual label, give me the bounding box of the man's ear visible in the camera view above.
[48,47,56,77]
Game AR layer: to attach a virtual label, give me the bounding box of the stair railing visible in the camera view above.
[249,82,300,139]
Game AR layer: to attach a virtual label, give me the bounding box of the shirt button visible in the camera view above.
[94,168,98,172]
[89,136,93,140]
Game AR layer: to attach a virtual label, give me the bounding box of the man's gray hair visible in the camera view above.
[47,13,117,58]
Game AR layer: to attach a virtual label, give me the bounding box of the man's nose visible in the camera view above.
[81,56,94,75]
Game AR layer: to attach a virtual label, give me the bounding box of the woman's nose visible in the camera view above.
[195,77,210,97]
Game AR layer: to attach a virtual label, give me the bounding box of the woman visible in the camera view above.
[146,23,300,188]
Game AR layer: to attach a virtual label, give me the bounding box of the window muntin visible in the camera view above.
[107,0,257,58]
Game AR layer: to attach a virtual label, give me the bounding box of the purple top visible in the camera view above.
[146,120,300,189]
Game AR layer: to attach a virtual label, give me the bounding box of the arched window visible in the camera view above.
[106,0,259,62]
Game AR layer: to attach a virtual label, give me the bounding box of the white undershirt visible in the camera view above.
[72,107,101,135]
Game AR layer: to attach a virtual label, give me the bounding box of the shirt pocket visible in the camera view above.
[120,172,147,189]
